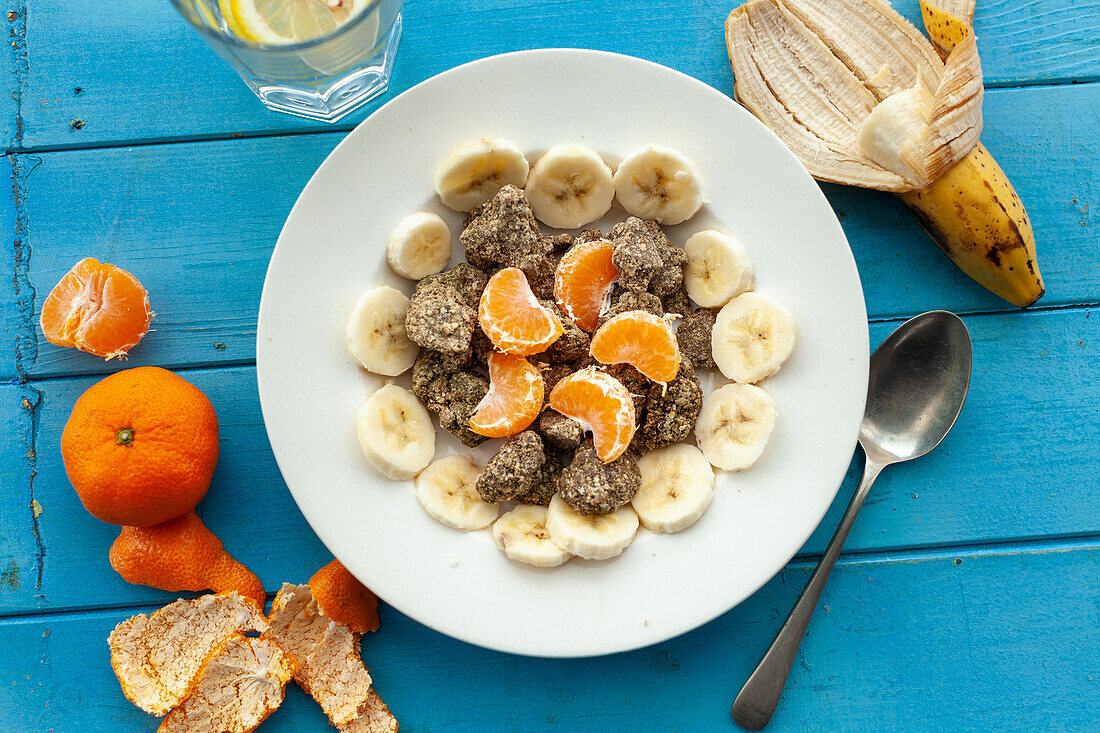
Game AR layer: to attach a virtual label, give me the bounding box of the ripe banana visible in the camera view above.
[683,229,755,308]
[346,285,419,376]
[435,138,530,212]
[633,443,715,533]
[525,144,615,229]
[356,384,435,480]
[898,147,1043,307]
[695,383,776,471]
[415,455,498,531]
[387,211,452,280]
[545,494,639,561]
[711,292,796,384]
[725,0,1044,308]
[613,144,704,225]
[492,505,571,567]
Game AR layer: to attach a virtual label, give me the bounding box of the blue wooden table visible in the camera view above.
[2,1,1098,730]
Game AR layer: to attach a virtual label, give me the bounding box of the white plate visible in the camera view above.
[257,49,868,657]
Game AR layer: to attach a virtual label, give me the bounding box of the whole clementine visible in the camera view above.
[62,366,219,526]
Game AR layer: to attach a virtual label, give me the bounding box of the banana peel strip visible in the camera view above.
[726,0,983,192]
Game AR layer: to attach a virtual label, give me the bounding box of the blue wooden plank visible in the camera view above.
[6,81,1099,381]
[17,0,1100,149]
[0,366,331,616]
[0,384,42,603]
[2,307,1096,615]
[1,3,25,151]
[2,540,1097,731]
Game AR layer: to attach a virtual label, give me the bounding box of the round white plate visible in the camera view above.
[257,49,868,657]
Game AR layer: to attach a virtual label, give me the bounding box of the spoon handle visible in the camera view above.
[731,452,886,731]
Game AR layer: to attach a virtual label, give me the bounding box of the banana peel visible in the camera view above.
[725,0,1044,307]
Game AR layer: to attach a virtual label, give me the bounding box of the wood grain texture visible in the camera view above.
[5,81,1097,381]
[2,307,1095,615]
[2,541,1097,732]
[12,0,1100,149]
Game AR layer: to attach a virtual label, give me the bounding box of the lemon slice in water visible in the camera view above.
[223,0,370,44]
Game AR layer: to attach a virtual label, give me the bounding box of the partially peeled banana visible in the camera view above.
[725,0,1043,307]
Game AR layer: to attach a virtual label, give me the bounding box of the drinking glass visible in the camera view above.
[170,0,403,122]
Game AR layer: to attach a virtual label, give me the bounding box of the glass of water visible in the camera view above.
[170,0,403,122]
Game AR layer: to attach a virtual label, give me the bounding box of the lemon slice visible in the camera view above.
[222,0,369,44]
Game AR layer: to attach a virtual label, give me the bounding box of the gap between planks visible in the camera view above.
[3,532,1098,623]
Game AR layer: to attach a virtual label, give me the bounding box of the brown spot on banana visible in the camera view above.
[897,144,1045,308]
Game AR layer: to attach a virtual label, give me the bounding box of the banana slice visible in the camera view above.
[435,138,530,212]
[632,444,716,533]
[712,292,796,383]
[525,144,615,229]
[346,285,419,376]
[387,212,452,280]
[683,230,755,308]
[545,494,639,561]
[695,383,776,471]
[356,384,435,480]
[612,144,704,225]
[415,455,498,531]
[492,505,571,568]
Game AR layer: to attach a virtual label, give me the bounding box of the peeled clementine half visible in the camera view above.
[110,511,265,608]
[40,257,152,359]
[478,267,564,355]
[62,366,219,527]
[554,238,618,332]
[469,352,545,437]
[310,559,380,634]
[590,310,681,383]
[548,368,636,462]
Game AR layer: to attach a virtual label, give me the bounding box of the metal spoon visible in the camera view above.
[731,310,973,730]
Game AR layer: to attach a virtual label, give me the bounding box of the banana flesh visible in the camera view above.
[725,0,1044,307]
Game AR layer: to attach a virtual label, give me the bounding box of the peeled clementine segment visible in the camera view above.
[109,511,265,607]
[590,310,681,383]
[469,352,545,438]
[309,559,380,635]
[39,257,152,359]
[548,368,636,462]
[478,267,564,355]
[554,238,618,332]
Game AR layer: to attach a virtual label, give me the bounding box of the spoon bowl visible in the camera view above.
[861,310,973,464]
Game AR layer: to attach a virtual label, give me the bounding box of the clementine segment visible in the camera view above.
[478,267,563,355]
[590,310,681,383]
[62,366,219,527]
[548,369,636,462]
[554,238,618,332]
[110,511,265,608]
[310,560,380,634]
[469,352,545,437]
[39,257,152,359]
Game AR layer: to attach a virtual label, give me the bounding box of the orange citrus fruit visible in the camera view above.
[110,511,265,608]
[310,559,380,634]
[478,267,564,355]
[554,238,618,332]
[590,310,681,383]
[469,352,545,437]
[62,366,219,527]
[548,368,636,462]
[39,257,152,359]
